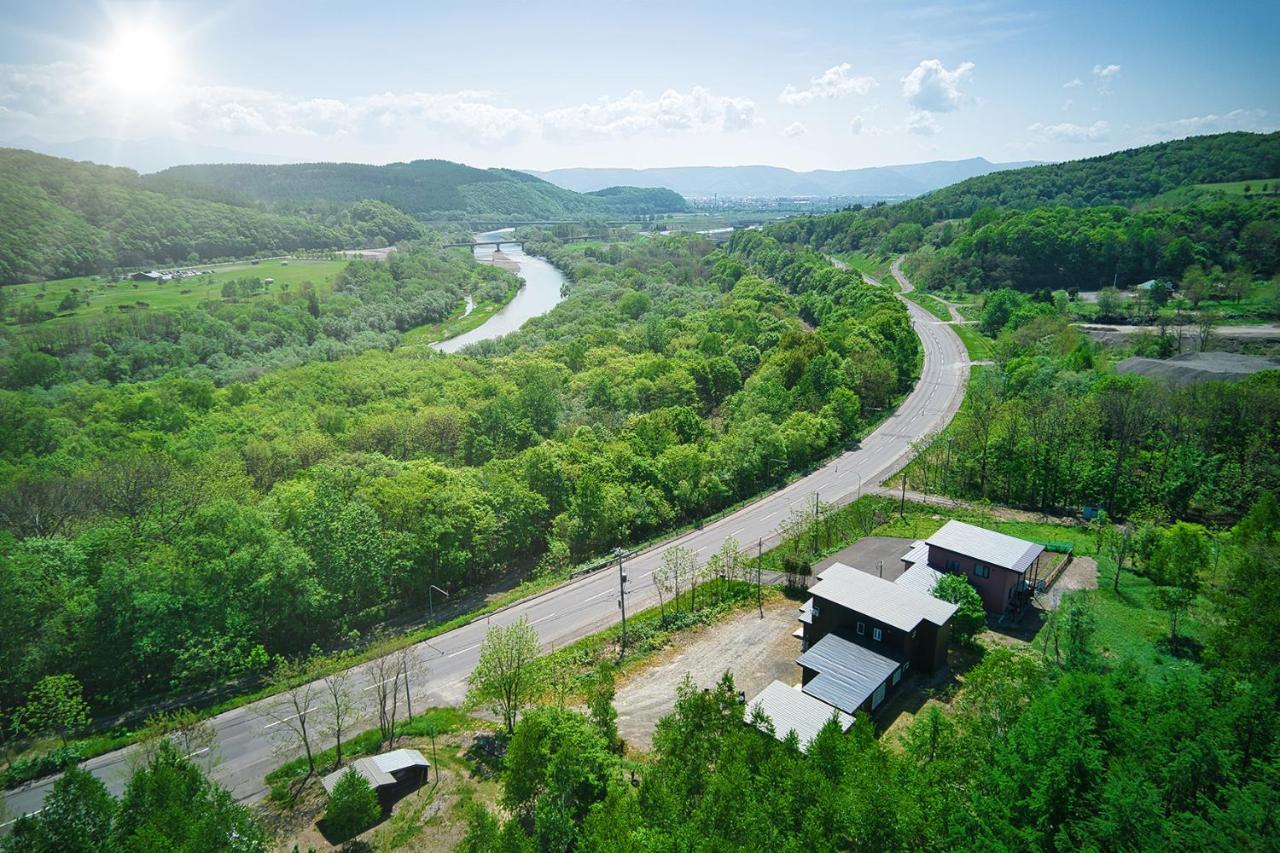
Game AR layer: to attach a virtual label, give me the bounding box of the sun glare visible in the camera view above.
[97,21,183,101]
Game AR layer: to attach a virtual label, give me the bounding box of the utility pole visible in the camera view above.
[401,655,413,722]
[757,538,764,618]
[900,468,908,516]
[812,492,820,556]
[614,547,628,655]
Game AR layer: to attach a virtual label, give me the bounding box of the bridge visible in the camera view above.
[443,239,525,250]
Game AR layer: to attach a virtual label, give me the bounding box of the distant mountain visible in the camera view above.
[153,160,688,220]
[530,158,1043,200]
[1,136,283,174]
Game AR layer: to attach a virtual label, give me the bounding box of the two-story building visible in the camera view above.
[794,562,957,716]
[902,520,1045,614]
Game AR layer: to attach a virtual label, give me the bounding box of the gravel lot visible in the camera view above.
[614,599,802,751]
[813,536,916,581]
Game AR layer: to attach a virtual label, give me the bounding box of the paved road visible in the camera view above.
[2,256,968,822]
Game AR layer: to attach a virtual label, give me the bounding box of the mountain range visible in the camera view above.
[530,158,1044,200]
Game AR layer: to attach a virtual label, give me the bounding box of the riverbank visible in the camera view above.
[400,284,521,348]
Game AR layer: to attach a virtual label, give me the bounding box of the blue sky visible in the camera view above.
[1,0,1276,170]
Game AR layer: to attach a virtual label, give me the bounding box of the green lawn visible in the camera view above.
[838,252,891,281]
[5,258,348,332]
[952,323,993,360]
[400,284,520,347]
[1152,177,1280,205]
[905,290,951,321]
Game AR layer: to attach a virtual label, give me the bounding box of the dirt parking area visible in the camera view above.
[615,598,802,751]
[813,536,915,581]
[1039,555,1099,610]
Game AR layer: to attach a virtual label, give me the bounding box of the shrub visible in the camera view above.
[932,574,986,642]
[323,767,381,842]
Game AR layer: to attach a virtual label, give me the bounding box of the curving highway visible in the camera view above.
[2,256,969,820]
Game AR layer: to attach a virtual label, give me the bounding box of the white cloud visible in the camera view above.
[906,110,941,135]
[783,121,807,137]
[1144,108,1271,138]
[1027,120,1110,142]
[849,115,864,135]
[1092,64,1121,79]
[779,63,876,106]
[1062,98,1073,111]
[542,87,759,139]
[0,63,759,148]
[900,59,974,113]
[1063,78,1082,89]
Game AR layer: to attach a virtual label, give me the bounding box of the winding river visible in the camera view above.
[433,229,566,353]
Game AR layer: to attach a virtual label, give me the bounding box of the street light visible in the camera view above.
[613,547,628,655]
[428,584,449,622]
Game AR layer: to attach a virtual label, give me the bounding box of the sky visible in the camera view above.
[1,0,1277,172]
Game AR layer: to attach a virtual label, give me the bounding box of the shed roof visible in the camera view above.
[745,680,852,747]
[798,634,901,714]
[900,539,929,568]
[894,562,945,597]
[926,520,1043,574]
[809,563,957,631]
[798,598,813,625]
[321,748,429,795]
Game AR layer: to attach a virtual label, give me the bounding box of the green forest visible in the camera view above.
[768,132,1280,296]
[152,160,688,220]
[0,231,915,724]
[0,149,688,284]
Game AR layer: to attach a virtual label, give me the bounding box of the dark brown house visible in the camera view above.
[796,563,956,715]
[910,520,1045,614]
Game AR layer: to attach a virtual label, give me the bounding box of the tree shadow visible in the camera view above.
[1156,634,1203,661]
[464,733,506,780]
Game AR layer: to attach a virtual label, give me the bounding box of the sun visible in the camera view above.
[97,20,184,101]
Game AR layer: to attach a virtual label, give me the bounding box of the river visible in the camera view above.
[433,229,566,353]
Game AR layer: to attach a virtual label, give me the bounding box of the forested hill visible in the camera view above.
[0,148,430,284]
[152,160,690,220]
[918,131,1280,218]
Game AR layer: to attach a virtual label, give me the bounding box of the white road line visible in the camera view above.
[363,675,400,692]
[263,705,315,729]
[730,527,745,537]
[187,747,211,758]
[1,809,41,828]
[528,612,558,627]
[446,642,482,658]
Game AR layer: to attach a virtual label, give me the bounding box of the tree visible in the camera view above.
[113,740,266,852]
[1149,521,1209,643]
[323,768,381,843]
[321,669,356,768]
[369,650,406,749]
[2,766,116,853]
[261,663,321,780]
[932,574,985,642]
[134,708,217,772]
[586,662,620,753]
[17,674,90,747]
[467,615,546,734]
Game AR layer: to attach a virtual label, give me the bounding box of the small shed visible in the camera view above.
[745,680,853,748]
[321,748,430,801]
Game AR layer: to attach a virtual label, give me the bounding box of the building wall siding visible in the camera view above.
[927,544,1020,612]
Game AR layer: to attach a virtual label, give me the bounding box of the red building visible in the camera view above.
[904,520,1045,615]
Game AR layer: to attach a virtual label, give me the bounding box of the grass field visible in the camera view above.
[953,322,993,360]
[1152,177,1280,205]
[839,252,891,281]
[400,283,520,347]
[4,258,349,332]
[905,290,952,321]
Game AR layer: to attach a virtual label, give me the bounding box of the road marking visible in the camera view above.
[583,589,611,603]
[446,642,481,658]
[730,527,745,537]
[528,612,558,627]
[1,810,41,828]
[187,747,211,759]
[263,705,316,729]
[363,675,400,692]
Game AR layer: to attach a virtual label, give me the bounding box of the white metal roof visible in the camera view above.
[926,520,1044,574]
[900,540,929,568]
[798,598,813,624]
[808,563,957,631]
[370,748,429,774]
[894,563,946,597]
[321,749,429,794]
[745,679,853,747]
[797,634,902,714]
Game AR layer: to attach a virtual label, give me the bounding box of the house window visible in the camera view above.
[974,562,990,578]
[873,627,883,642]
[945,559,959,572]
[857,621,865,636]
[892,667,902,686]
[872,683,886,709]
[811,603,821,617]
